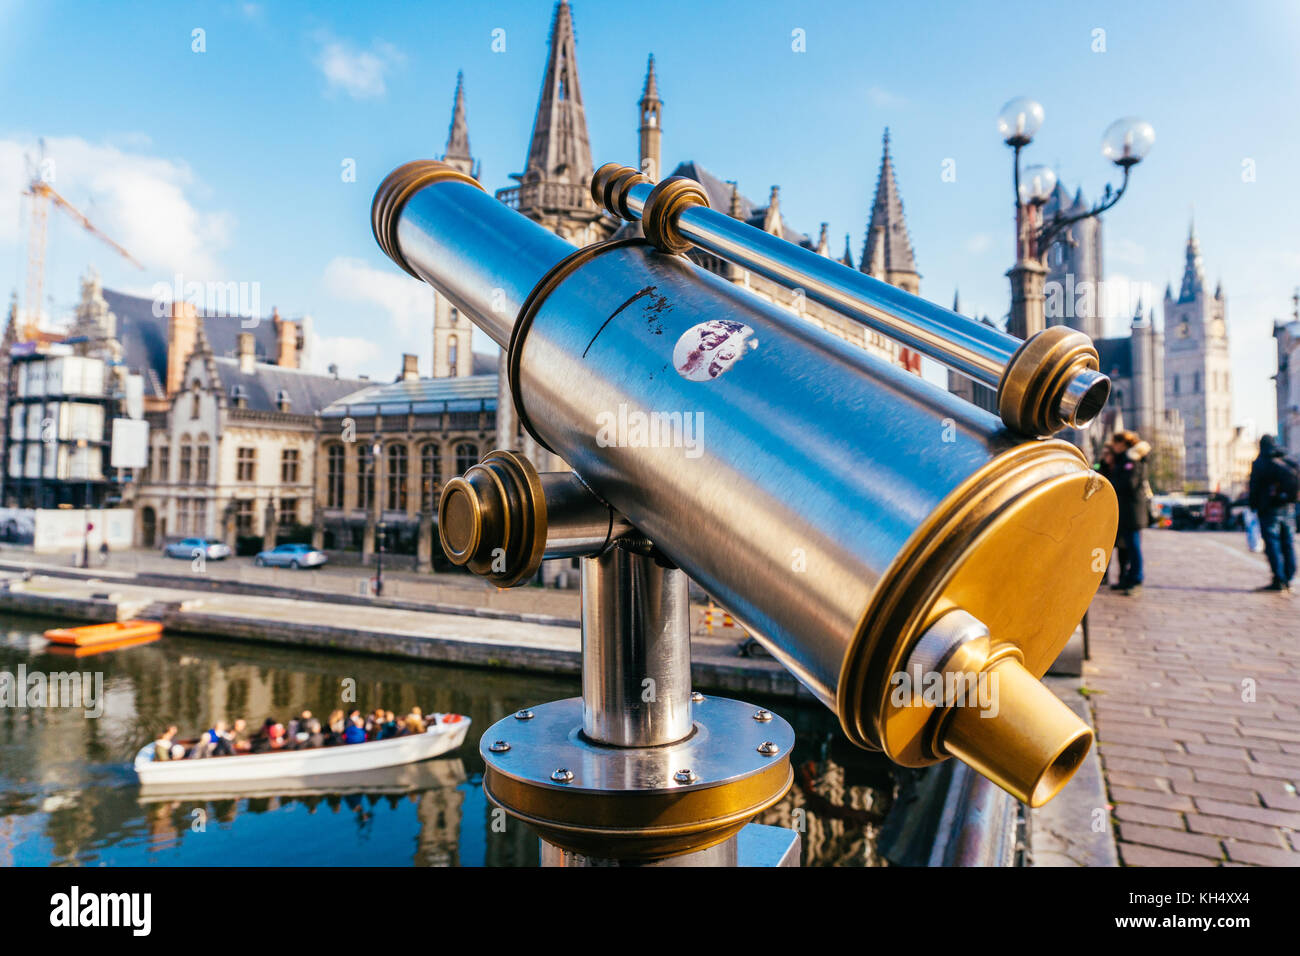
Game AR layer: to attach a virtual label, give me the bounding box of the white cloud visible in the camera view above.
[321,255,432,338]
[866,86,906,109]
[964,233,992,255]
[316,39,402,99]
[0,135,230,279]
[310,333,383,378]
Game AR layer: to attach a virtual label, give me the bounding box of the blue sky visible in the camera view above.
[2,0,1297,430]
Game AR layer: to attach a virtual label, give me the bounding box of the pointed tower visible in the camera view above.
[498,1,611,246]
[860,129,919,295]
[840,233,854,269]
[441,71,479,180]
[815,223,830,257]
[638,54,662,182]
[1163,220,1231,490]
[762,186,783,238]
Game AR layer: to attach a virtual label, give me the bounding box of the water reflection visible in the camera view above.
[0,615,891,866]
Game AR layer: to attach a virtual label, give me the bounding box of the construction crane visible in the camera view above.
[21,140,144,340]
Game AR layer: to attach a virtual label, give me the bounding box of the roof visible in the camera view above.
[214,357,368,415]
[1095,336,1133,381]
[666,161,812,247]
[321,373,498,418]
[103,288,287,398]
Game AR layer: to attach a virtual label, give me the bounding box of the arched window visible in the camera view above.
[358,444,374,509]
[455,442,478,475]
[386,443,408,511]
[420,443,441,511]
[326,444,346,508]
[447,335,458,377]
[179,435,193,484]
[196,434,210,484]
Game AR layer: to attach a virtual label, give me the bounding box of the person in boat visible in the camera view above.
[405,707,427,734]
[186,734,214,759]
[305,718,325,749]
[344,712,367,744]
[250,717,286,753]
[325,710,346,746]
[205,721,230,756]
[153,725,181,761]
[229,718,249,753]
[377,711,398,739]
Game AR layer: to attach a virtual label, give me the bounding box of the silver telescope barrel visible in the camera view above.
[372,162,575,347]
[372,160,1118,807]
[592,164,1110,438]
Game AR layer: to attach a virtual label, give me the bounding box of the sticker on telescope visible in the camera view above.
[673,320,757,382]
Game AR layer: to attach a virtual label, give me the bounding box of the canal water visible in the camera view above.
[0,615,892,866]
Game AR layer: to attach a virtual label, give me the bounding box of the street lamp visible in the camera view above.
[1000,98,1154,340]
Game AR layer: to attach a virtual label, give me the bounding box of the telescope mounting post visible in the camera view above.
[441,452,799,866]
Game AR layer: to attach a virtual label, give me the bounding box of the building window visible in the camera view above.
[276,389,291,413]
[191,390,200,419]
[448,335,458,377]
[326,444,345,508]
[1173,374,1180,395]
[279,497,298,526]
[420,443,441,511]
[234,499,255,535]
[179,437,193,484]
[177,498,191,535]
[386,443,408,511]
[359,445,375,510]
[194,498,207,537]
[144,446,153,483]
[1193,371,1201,393]
[281,448,300,484]
[196,442,210,484]
[230,384,248,408]
[237,447,256,482]
[455,441,478,475]
[158,446,170,483]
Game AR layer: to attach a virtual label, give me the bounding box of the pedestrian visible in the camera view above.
[1247,434,1298,592]
[1096,444,1126,588]
[1106,430,1151,595]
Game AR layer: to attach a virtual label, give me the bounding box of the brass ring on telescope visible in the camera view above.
[484,760,792,861]
[437,450,547,587]
[508,238,653,456]
[641,176,711,255]
[591,162,652,221]
[837,438,1117,770]
[996,326,1106,437]
[371,160,483,279]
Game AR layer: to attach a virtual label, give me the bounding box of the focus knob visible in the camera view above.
[438,450,547,587]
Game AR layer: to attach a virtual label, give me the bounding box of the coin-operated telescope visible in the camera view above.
[372,160,1117,866]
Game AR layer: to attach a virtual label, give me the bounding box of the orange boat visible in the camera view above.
[43,620,164,647]
[47,634,161,658]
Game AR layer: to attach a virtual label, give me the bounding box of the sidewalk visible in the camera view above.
[1083,530,1300,866]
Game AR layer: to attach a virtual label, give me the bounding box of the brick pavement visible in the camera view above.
[1084,530,1300,866]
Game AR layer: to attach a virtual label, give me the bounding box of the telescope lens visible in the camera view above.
[1058,369,1111,429]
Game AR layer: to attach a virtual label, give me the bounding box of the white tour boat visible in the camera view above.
[133,715,472,787]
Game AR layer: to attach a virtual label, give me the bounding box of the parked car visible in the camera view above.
[164,537,232,560]
[254,543,328,569]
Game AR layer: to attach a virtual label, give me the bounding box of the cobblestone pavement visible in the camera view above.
[1084,529,1300,866]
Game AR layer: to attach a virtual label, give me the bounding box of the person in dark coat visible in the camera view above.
[1107,431,1151,595]
[1096,444,1126,588]
[1248,434,1298,592]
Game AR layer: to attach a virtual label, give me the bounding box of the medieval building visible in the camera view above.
[1163,224,1237,491]
[1274,291,1300,458]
